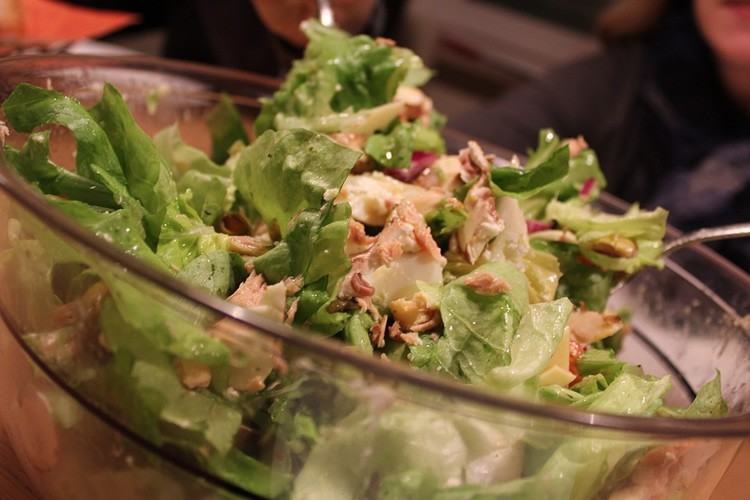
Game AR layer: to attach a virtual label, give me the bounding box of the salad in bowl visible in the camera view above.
[0,20,736,500]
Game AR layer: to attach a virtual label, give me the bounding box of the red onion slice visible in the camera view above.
[382,151,439,183]
[526,219,553,234]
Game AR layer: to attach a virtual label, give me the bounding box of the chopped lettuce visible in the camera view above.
[425,201,468,239]
[2,82,126,184]
[4,131,117,208]
[545,200,668,273]
[490,145,569,199]
[410,262,528,382]
[206,93,249,163]
[532,240,614,311]
[520,129,607,218]
[256,20,430,135]
[365,121,445,168]
[234,129,360,236]
[487,298,573,389]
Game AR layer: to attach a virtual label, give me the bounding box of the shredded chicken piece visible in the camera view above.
[568,309,624,344]
[52,281,109,328]
[458,140,494,182]
[227,272,266,307]
[563,135,589,157]
[350,272,375,297]
[228,235,273,256]
[209,272,289,393]
[464,272,510,295]
[346,219,376,256]
[371,313,388,348]
[388,321,423,346]
[453,179,504,264]
[375,36,396,47]
[394,86,434,124]
[0,120,9,147]
[175,359,212,389]
[329,131,367,151]
[285,298,299,325]
[283,276,304,295]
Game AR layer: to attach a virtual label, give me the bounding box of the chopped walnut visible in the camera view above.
[568,309,624,344]
[52,281,109,328]
[175,359,212,389]
[228,235,273,256]
[590,234,638,259]
[389,292,439,332]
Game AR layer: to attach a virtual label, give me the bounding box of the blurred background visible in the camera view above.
[0,0,608,120]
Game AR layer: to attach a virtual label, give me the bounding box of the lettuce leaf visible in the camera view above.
[4,132,117,208]
[234,129,360,236]
[487,298,573,389]
[490,146,569,199]
[410,262,528,382]
[2,83,125,184]
[254,202,352,287]
[255,20,429,135]
[425,201,468,239]
[365,121,445,168]
[205,93,249,163]
[520,129,607,218]
[89,83,179,241]
[532,240,614,311]
[545,200,668,273]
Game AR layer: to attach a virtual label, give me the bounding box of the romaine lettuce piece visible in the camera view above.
[5,132,117,208]
[255,20,430,135]
[545,200,668,273]
[2,83,125,184]
[487,298,573,389]
[89,83,179,241]
[206,93,249,163]
[410,262,528,382]
[234,129,361,236]
[365,121,445,168]
[490,146,569,199]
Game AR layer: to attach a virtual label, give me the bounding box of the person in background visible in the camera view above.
[67,0,406,77]
[452,0,750,271]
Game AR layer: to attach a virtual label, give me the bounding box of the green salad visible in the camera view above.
[1,20,727,500]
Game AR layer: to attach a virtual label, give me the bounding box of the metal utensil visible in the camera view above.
[613,222,750,293]
[316,0,335,27]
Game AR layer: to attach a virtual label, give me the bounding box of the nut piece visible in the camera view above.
[590,234,637,259]
[175,359,212,389]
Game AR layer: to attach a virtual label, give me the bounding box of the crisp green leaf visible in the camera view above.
[255,20,430,135]
[206,94,249,163]
[545,200,668,273]
[5,132,117,208]
[2,83,125,184]
[425,202,468,239]
[365,122,445,168]
[234,129,360,236]
[490,146,569,199]
[89,83,180,242]
[344,312,374,354]
[487,298,573,389]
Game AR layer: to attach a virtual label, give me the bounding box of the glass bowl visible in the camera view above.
[0,55,749,500]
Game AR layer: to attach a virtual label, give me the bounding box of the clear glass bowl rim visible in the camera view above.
[0,53,749,441]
